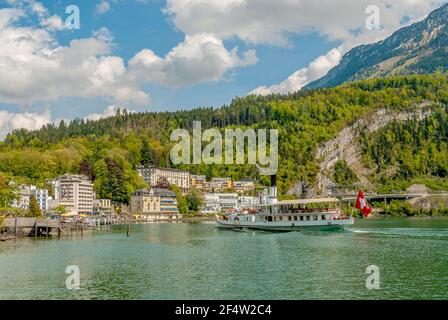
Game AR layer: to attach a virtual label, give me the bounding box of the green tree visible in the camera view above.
[170,185,188,214]
[186,188,204,214]
[53,205,68,216]
[28,195,42,217]
[0,175,17,208]
[140,140,152,166]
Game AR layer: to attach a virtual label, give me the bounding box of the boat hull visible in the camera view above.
[215,218,354,232]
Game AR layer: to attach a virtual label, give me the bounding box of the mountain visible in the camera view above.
[307,3,448,89]
[1,75,447,201]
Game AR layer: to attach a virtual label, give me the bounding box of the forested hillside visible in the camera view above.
[1,74,447,202]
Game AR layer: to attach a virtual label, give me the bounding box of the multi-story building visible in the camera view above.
[11,185,31,211]
[203,194,221,214]
[202,193,238,213]
[30,186,49,213]
[211,177,232,193]
[190,175,207,191]
[131,188,179,218]
[204,181,213,193]
[137,166,190,193]
[234,180,255,194]
[55,174,94,216]
[238,196,258,210]
[93,199,113,215]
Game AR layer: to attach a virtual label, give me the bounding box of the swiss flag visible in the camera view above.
[355,190,372,217]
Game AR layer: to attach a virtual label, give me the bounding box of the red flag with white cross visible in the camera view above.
[355,190,372,217]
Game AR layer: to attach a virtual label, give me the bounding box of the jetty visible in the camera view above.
[0,217,119,240]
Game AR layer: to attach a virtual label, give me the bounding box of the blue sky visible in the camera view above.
[0,0,446,138]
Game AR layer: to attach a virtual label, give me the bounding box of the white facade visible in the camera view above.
[30,186,49,213]
[203,194,221,214]
[238,196,258,210]
[55,174,94,215]
[11,185,31,211]
[137,166,190,193]
[203,193,239,213]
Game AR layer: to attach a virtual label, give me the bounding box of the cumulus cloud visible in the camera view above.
[0,110,51,140]
[0,12,150,106]
[0,3,257,108]
[164,0,446,95]
[165,0,446,47]
[128,33,257,87]
[251,48,342,95]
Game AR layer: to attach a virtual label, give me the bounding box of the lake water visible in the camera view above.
[1,217,448,300]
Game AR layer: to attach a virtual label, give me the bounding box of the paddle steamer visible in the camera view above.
[216,176,354,231]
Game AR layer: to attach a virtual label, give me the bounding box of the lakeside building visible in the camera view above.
[238,196,258,210]
[234,180,255,194]
[137,166,190,193]
[54,174,94,216]
[204,181,213,193]
[30,186,49,213]
[93,199,113,215]
[131,188,180,220]
[11,185,31,211]
[10,184,50,213]
[203,193,239,214]
[203,193,258,214]
[210,177,233,193]
[203,194,221,214]
[190,175,207,191]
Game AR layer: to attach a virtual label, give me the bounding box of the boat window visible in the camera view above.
[306,216,310,221]
[294,216,298,221]
[300,216,304,221]
[268,216,272,222]
[322,215,326,220]
[288,216,292,221]
[314,215,318,220]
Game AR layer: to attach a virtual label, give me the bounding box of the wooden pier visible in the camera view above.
[0,217,119,240]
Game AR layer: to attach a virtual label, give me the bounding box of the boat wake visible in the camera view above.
[346,228,448,240]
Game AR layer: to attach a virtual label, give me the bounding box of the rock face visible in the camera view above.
[309,103,433,196]
[307,3,448,89]
[409,194,448,210]
[406,184,429,195]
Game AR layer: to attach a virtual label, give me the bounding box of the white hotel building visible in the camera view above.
[137,166,190,193]
[55,174,94,216]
